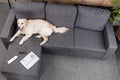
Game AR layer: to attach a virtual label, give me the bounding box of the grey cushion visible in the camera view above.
[46,3,77,28]
[74,28,106,58]
[75,6,110,31]
[13,2,45,19]
[42,29,74,55]
[1,36,42,80]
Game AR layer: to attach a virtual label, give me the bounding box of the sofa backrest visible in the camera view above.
[12,2,110,30]
[12,2,45,19]
[75,6,110,31]
[46,3,77,28]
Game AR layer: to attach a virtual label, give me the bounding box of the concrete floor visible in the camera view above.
[0,2,120,80]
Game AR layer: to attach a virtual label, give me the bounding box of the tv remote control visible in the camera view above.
[7,55,18,64]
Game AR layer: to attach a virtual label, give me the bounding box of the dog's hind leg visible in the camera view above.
[35,35,41,38]
[19,34,32,45]
[40,35,48,45]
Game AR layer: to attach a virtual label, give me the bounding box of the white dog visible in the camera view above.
[10,19,69,45]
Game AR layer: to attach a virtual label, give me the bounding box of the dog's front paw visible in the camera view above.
[10,38,14,42]
[19,41,23,45]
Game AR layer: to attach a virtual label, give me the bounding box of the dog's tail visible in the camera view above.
[53,26,69,33]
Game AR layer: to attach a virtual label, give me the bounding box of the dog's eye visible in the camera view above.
[21,23,23,25]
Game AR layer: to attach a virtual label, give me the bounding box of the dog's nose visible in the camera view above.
[17,27,20,30]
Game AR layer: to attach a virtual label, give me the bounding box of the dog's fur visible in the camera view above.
[10,19,69,45]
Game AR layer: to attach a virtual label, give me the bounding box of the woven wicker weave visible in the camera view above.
[44,0,112,7]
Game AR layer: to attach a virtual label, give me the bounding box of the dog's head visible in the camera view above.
[17,19,28,30]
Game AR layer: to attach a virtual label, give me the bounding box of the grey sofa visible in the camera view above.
[1,35,42,80]
[0,2,118,80]
[0,2,117,59]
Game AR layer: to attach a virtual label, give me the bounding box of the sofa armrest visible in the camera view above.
[103,22,118,59]
[0,10,16,49]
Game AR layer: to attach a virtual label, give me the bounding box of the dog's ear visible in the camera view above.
[25,19,29,27]
[17,19,20,24]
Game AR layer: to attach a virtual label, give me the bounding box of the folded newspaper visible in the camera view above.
[20,51,39,69]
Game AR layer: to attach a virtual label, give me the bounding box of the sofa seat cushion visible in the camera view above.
[13,2,45,19]
[74,28,106,58]
[42,29,73,55]
[75,6,110,31]
[46,3,77,28]
[1,35,42,80]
